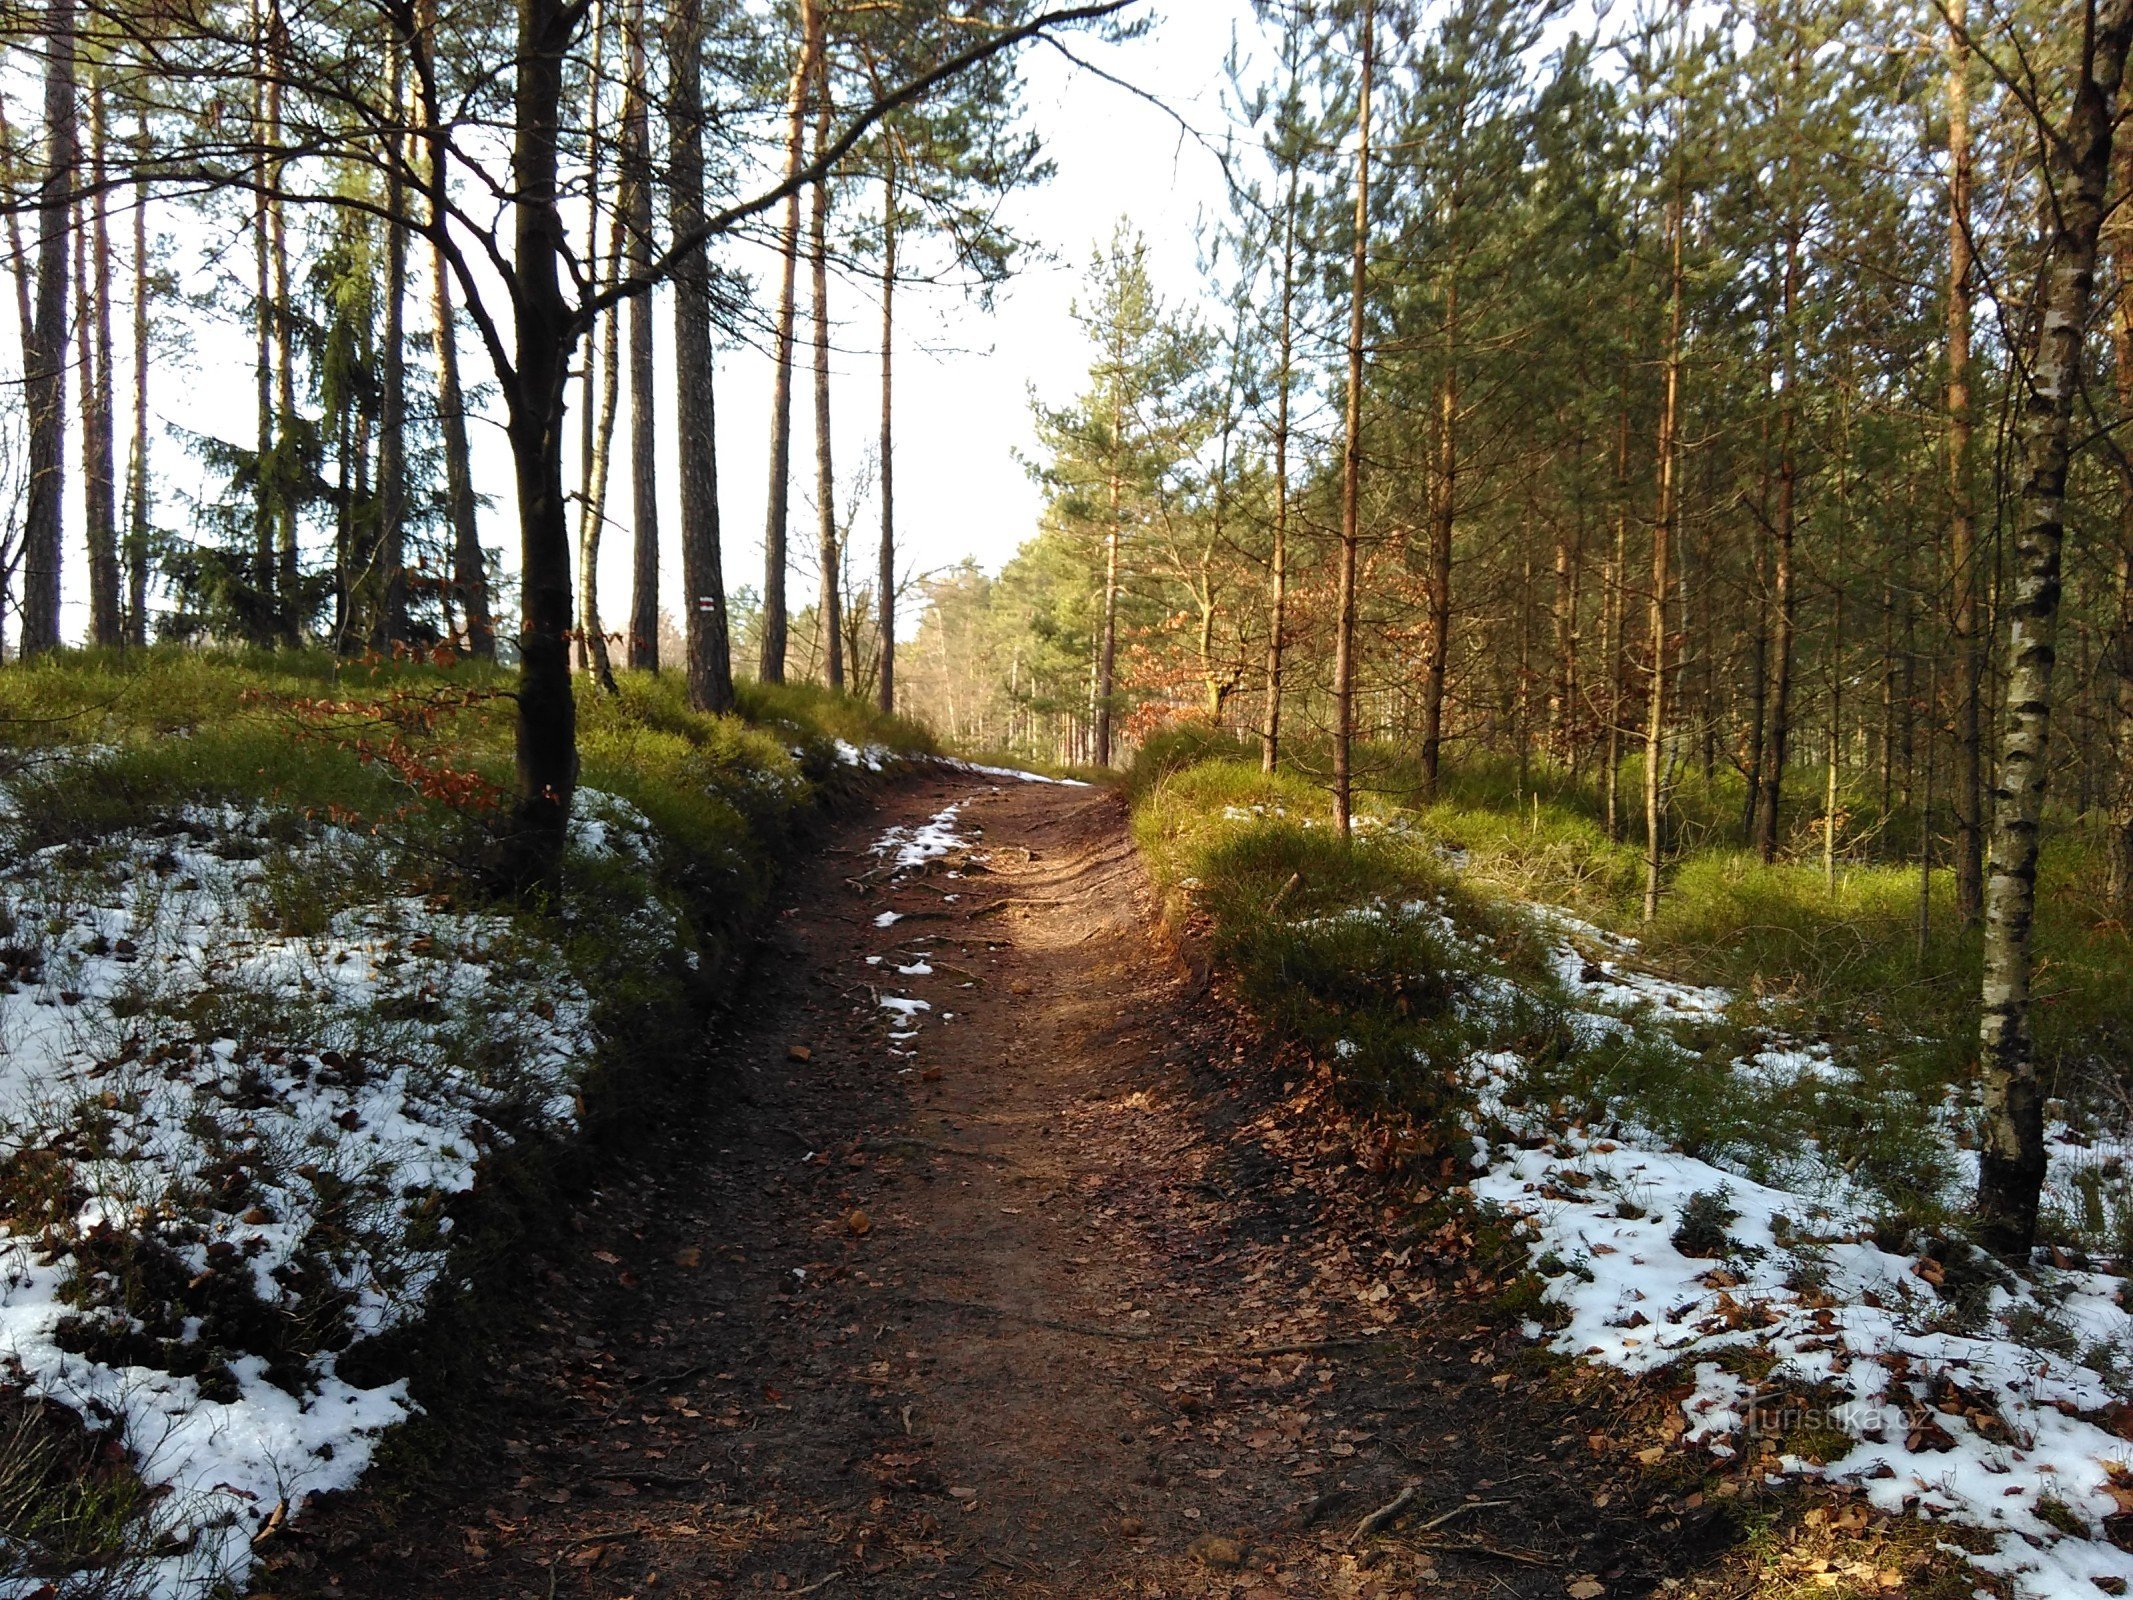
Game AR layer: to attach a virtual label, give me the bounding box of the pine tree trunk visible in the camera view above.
[1645,179,1684,923]
[1332,0,1374,835]
[125,112,150,647]
[268,8,297,638]
[579,201,626,694]
[760,0,817,685]
[433,245,490,657]
[667,0,734,715]
[502,0,584,889]
[414,0,490,659]
[251,3,277,643]
[1262,165,1298,775]
[20,0,75,656]
[1419,271,1456,797]
[809,6,843,693]
[878,162,898,715]
[377,27,410,647]
[1949,3,1986,925]
[625,0,659,674]
[1756,231,1799,862]
[2110,161,2133,910]
[81,75,120,648]
[1551,510,1576,754]
[1604,405,1627,839]
[1094,445,1121,766]
[1976,0,2133,1257]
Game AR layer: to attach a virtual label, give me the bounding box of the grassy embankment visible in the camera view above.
[0,648,931,1594]
[1128,722,2133,1252]
[1129,723,2133,1593]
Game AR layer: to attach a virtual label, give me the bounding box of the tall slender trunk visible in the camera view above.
[267,9,298,638]
[1604,405,1627,837]
[668,0,734,714]
[1262,164,1298,775]
[625,0,659,673]
[1419,266,1457,796]
[878,157,898,714]
[1826,590,1843,893]
[20,0,74,655]
[417,0,491,659]
[1949,2,1985,924]
[1551,506,1577,753]
[377,26,410,647]
[503,0,584,887]
[1094,403,1122,766]
[579,211,624,694]
[125,112,150,647]
[809,5,843,692]
[2109,149,2133,910]
[80,76,119,647]
[760,0,818,685]
[1756,229,1800,862]
[1332,0,1374,836]
[1976,0,2133,1256]
[1645,176,1685,923]
[251,1,277,642]
[573,0,607,671]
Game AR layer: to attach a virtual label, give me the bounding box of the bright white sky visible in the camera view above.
[31,0,1269,648]
[694,0,1263,627]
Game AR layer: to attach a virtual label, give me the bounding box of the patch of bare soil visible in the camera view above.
[257,774,1898,1600]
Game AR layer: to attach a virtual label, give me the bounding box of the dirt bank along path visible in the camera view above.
[267,773,1710,1600]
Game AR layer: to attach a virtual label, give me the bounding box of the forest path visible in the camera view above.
[272,773,1684,1600]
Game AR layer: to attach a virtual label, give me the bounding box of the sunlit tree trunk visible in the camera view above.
[1949,2,1985,925]
[667,0,734,714]
[1262,165,1298,775]
[419,0,491,659]
[878,156,898,714]
[125,111,151,647]
[251,0,277,643]
[809,5,843,691]
[1332,0,1373,836]
[1645,178,1684,923]
[1603,405,1627,839]
[2109,165,2133,911]
[625,0,659,674]
[20,0,75,656]
[579,198,626,693]
[1755,230,1799,862]
[81,76,120,647]
[1976,0,2133,1256]
[1418,266,1456,797]
[377,24,410,647]
[760,0,819,685]
[502,0,585,886]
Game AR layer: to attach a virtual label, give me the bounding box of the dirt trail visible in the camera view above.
[270,774,1703,1600]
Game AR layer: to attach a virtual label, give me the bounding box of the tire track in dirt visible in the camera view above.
[266,773,1710,1599]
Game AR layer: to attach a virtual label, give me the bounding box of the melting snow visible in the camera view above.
[1464,909,2133,1598]
[0,793,627,1598]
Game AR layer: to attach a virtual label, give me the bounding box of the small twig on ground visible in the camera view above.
[1349,1483,1417,1544]
[1198,1335,1384,1359]
[792,1572,844,1595]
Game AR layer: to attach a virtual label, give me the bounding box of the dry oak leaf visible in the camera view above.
[1567,1581,1606,1599]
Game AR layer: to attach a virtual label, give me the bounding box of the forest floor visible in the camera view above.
[254,772,1953,1600]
